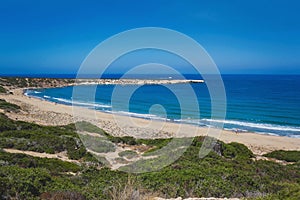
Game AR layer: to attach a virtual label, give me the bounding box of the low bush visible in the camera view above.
[80,135,116,153]
[0,113,17,131]
[40,191,86,200]
[0,166,52,199]
[0,115,89,159]
[0,130,66,153]
[0,86,7,93]
[118,150,138,159]
[222,142,253,159]
[0,99,20,112]
[75,121,106,135]
[0,151,81,173]
[264,150,300,162]
[108,135,140,145]
[0,109,299,199]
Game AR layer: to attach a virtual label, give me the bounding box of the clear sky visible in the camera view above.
[0,0,300,75]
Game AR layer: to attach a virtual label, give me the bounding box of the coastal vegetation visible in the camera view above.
[0,86,7,93]
[0,99,20,112]
[0,114,93,161]
[118,150,138,159]
[0,111,299,199]
[0,150,81,174]
[0,77,74,89]
[264,150,300,162]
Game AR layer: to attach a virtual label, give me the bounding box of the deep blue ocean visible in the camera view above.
[25,75,300,138]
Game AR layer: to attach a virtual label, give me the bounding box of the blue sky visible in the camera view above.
[0,0,300,75]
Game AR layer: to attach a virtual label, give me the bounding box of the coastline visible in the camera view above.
[74,78,205,85]
[0,87,299,156]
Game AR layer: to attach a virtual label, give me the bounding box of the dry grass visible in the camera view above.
[106,175,159,200]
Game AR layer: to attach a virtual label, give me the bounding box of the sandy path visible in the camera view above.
[0,89,299,155]
[3,148,80,164]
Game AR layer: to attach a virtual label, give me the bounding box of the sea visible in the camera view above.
[24,74,300,138]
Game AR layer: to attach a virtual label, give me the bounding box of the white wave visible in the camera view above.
[224,128,248,132]
[27,95,45,101]
[43,95,51,99]
[202,118,300,132]
[173,118,206,126]
[290,135,300,138]
[52,97,73,104]
[52,97,111,108]
[253,131,280,136]
[24,90,33,96]
[109,110,167,121]
[25,90,41,94]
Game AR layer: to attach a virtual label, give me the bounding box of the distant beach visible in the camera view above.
[1,85,299,156]
[24,75,300,138]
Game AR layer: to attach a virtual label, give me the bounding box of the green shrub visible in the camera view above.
[80,135,116,153]
[0,130,66,153]
[222,142,253,159]
[0,113,17,131]
[0,86,7,93]
[0,151,81,173]
[0,99,20,112]
[0,112,299,199]
[118,150,138,159]
[137,138,173,155]
[75,121,105,135]
[40,191,86,200]
[107,135,140,145]
[0,115,88,158]
[222,143,236,158]
[138,138,172,147]
[250,183,300,200]
[0,166,52,199]
[264,150,300,162]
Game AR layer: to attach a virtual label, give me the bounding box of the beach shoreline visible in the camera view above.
[0,86,299,156]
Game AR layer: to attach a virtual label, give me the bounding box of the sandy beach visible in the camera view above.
[0,88,299,156]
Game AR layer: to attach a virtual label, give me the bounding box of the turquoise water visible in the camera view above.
[25,75,300,137]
